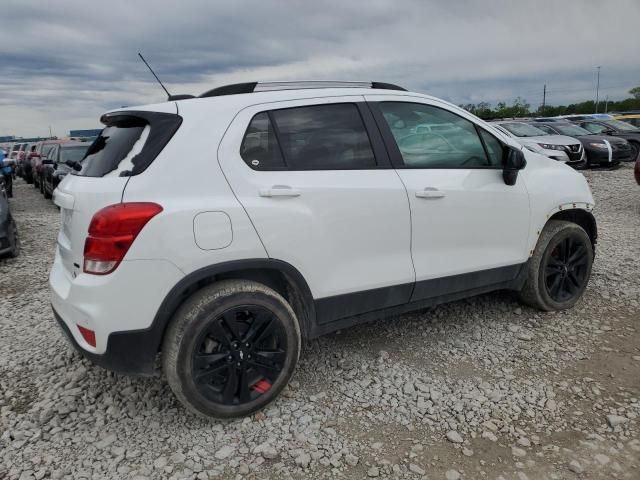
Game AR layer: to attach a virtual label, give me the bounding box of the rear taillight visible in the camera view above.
[83,202,162,275]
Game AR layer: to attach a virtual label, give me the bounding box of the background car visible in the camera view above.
[491,121,586,167]
[532,121,632,166]
[574,118,640,161]
[35,140,67,194]
[22,143,39,183]
[42,142,90,199]
[613,113,640,128]
[0,177,18,258]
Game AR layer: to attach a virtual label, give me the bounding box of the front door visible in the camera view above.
[367,97,530,301]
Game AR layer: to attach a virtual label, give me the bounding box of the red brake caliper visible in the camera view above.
[252,379,272,394]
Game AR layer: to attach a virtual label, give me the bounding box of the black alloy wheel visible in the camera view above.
[191,305,287,406]
[544,235,590,303]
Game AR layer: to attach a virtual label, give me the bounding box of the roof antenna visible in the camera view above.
[138,53,172,100]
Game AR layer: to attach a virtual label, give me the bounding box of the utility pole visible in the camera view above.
[48,125,52,138]
[595,66,601,113]
[605,96,609,113]
[541,84,546,116]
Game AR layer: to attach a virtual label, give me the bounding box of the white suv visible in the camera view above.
[50,81,597,418]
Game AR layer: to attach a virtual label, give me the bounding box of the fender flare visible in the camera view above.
[148,258,316,353]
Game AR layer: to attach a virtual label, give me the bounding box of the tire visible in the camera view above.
[518,220,593,311]
[43,185,52,200]
[39,177,44,194]
[6,220,19,258]
[162,279,301,418]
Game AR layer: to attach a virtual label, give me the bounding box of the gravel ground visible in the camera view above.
[1,165,639,480]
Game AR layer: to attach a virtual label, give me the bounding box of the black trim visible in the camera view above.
[357,102,393,168]
[53,308,158,376]
[200,82,258,98]
[371,82,407,91]
[315,283,413,325]
[411,264,523,302]
[310,262,528,338]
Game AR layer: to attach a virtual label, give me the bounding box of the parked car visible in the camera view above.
[0,176,18,258]
[574,119,640,161]
[636,154,640,185]
[21,143,39,183]
[531,121,633,166]
[35,140,67,193]
[42,142,90,199]
[491,121,586,167]
[50,80,597,418]
[13,143,28,177]
[613,113,640,128]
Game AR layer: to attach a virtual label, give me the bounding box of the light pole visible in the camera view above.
[595,66,601,113]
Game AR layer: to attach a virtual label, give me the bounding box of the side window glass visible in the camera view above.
[583,122,606,134]
[378,102,490,168]
[478,129,504,167]
[536,125,554,134]
[240,112,286,170]
[271,104,376,170]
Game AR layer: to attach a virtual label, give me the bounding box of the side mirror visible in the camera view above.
[42,159,54,165]
[503,146,526,186]
[604,129,616,135]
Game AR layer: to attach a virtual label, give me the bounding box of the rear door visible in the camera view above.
[54,107,181,278]
[218,97,415,323]
[367,96,530,301]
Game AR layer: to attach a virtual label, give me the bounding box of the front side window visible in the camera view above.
[478,129,503,167]
[378,102,497,168]
[582,122,608,134]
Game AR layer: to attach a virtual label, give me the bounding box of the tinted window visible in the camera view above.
[582,122,607,134]
[478,129,503,167]
[379,102,492,168]
[240,113,285,170]
[271,104,376,170]
[79,123,146,177]
[61,145,90,163]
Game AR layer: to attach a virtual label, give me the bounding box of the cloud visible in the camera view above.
[1,0,639,136]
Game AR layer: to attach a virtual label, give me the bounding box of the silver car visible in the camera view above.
[492,121,586,167]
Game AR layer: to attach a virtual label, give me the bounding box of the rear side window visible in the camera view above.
[240,113,286,170]
[78,111,182,177]
[240,103,377,171]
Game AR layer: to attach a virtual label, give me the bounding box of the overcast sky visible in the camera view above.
[1,0,639,137]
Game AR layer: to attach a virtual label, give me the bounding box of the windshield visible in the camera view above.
[500,123,547,137]
[61,145,90,163]
[554,124,591,136]
[604,119,639,132]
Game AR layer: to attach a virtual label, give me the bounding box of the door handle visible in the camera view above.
[259,185,301,197]
[415,187,446,199]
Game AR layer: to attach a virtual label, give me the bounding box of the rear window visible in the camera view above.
[78,122,147,177]
[77,111,182,177]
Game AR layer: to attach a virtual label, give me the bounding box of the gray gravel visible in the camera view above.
[1,164,639,479]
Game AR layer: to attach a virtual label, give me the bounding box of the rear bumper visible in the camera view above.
[49,250,184,375]
[53,307,158,375]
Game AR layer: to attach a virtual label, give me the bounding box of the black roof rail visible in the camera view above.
[199,81,407,98]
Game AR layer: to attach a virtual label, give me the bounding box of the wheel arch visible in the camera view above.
[547,207,597,248]
[152,259,316,355]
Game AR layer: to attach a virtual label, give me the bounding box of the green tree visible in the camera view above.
[629,86,640,100]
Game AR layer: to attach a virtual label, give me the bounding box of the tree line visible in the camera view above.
[459,86,640,120]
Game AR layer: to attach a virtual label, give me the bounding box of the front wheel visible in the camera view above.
[518,220,593,311]
[630,142,640,162]
[162,280,301,418]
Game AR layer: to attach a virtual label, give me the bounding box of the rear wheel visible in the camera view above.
[163,280,301,418]
[518,220,593,311]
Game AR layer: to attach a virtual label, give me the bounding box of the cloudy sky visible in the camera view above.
[1,0,639,137]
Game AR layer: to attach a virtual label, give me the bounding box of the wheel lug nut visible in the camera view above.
[236,362,241,367]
